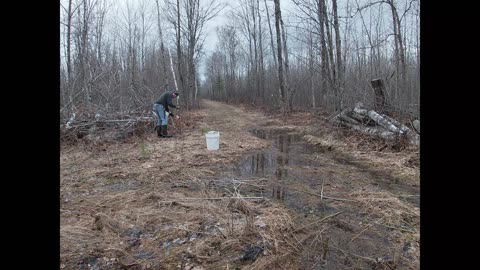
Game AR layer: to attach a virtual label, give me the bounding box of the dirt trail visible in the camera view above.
[60,99,419,270]
[199,99,269,131]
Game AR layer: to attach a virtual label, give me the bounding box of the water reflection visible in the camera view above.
[243,152,270,176]
[241,129,311,201]
[271,134,292,200]
[273,167,287,200]
[248,153,266,175]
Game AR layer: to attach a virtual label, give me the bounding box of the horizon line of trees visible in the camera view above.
[201,0,419,118]
[60,0,420,123]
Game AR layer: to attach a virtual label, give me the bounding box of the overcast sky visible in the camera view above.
[60,0,418,82]
[201,0,297,53]
[198,0,299,80]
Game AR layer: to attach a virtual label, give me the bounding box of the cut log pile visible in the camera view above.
[330,105,420,146]
[60,111,156,142]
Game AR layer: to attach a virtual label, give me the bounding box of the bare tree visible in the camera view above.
[60,0,82,116]
[217,25,239,102]
[257,0,265,103]
[59,0,420,124]
[386,0,407,100]
[307,19,316,109]
[332,0,344,108]
[263,0,278,70]
[155,0,169,90]
[273,0,286,111]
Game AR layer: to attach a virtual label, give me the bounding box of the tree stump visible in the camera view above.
[371,79,388,114]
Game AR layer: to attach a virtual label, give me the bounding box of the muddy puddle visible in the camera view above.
[232,128,331,215]
[224,127,420,269]
[228,127,419,210]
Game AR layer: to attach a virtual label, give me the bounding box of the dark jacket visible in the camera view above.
[155,92,177,114]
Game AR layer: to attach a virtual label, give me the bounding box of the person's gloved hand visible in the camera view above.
[175,115,180,119]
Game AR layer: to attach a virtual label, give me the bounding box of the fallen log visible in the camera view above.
[353,106,368,117]
[351,107,419,146]
[367,110,402,134]
[380,114,420,145]
[381,114,410,134]
[331,109,361,125]
[350,111,368,123]
[333,119,396,141]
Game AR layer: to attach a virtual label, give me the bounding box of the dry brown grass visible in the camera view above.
[61,100,419,270]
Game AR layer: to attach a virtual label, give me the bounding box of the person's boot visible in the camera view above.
[156,125,164,137]
[162,125,172,137]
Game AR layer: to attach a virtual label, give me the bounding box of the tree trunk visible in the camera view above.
[155,0,169,90]
[308,25,315,109]
[263,0,278,70]
[332,0,343,106]
[176,0,186,106]
[66,0,72,87]
[251,0,259,100]
[280,18,293,111]
[273,0,286,110]
[387,0,406,102]
[257,0,265,103]
[82,0,90,107]
[168,48,179,94]
[322,0,337,111]
[317,0,330,104]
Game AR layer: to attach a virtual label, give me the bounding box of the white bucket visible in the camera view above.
[205,131,220,150]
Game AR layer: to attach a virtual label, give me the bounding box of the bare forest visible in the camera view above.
[60,0,420,269]
[60,0,419,118]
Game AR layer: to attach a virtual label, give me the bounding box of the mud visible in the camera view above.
[216,126,419,269]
